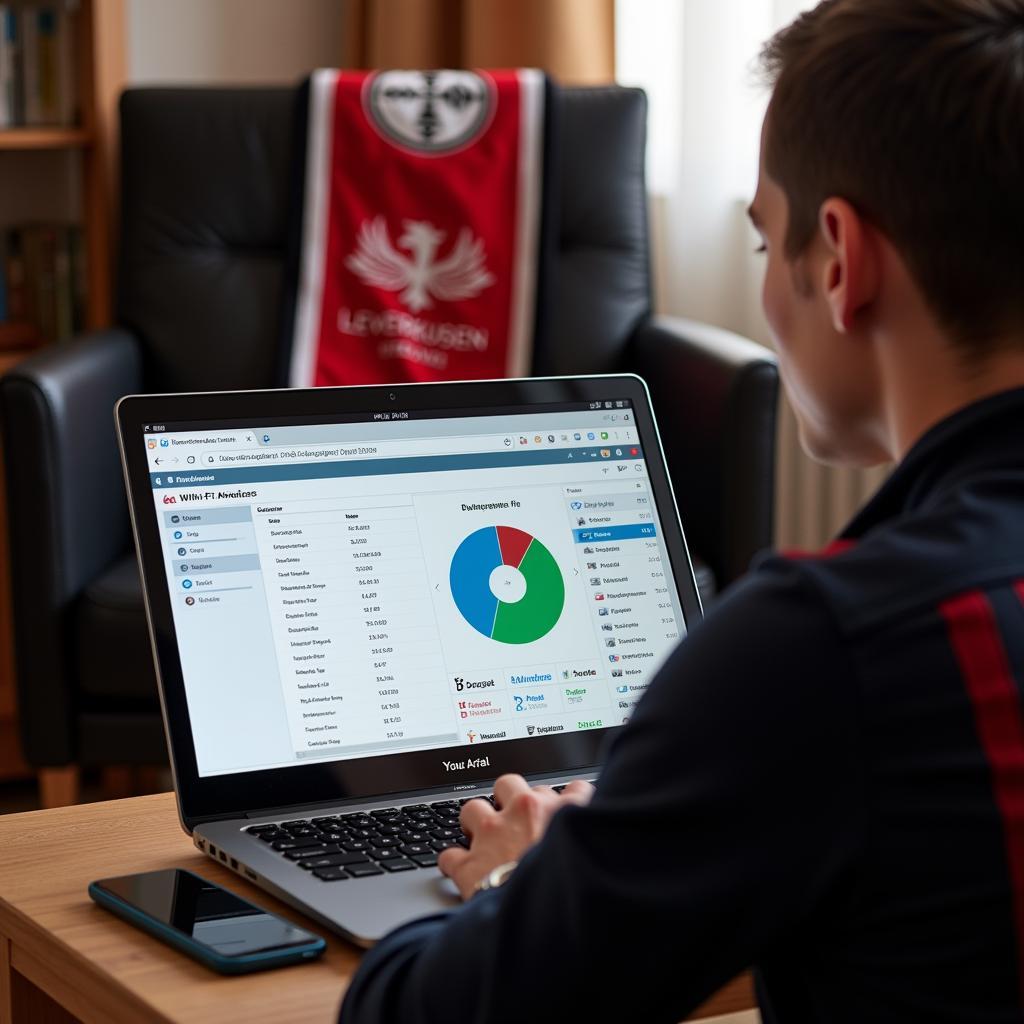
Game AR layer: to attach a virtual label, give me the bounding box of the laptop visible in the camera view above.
[116,374,702,946]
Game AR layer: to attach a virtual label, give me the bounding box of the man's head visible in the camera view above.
[750,0,1024,464]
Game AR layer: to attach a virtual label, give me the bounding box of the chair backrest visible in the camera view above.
[117,84,652,393]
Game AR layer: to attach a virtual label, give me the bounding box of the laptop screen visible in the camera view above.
[141,397,688,779]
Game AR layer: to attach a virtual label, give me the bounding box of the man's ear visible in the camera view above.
[819,197,879,334]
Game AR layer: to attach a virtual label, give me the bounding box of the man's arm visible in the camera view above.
[340,560,866,1024]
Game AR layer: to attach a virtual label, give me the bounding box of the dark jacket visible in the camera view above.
[340,387,1024,1023]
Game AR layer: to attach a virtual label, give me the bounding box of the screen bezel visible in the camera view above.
[117,375,702,829]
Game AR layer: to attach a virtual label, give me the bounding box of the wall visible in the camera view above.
[616,0,889,550]
[127,0,343,84]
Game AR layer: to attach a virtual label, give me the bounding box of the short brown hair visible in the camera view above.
[761,0,1024,352]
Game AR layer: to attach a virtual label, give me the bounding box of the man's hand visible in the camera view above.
[437,774,595,900]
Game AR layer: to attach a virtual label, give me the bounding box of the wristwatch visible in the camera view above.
[473,860,518,894]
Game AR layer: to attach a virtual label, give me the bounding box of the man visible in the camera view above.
[341,1,1024,1020]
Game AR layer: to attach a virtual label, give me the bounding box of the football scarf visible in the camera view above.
[283,69,554,387]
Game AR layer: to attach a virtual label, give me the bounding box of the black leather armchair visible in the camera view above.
[1,86,777,789]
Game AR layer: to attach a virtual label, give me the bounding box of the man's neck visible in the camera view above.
[882,334,1024,462]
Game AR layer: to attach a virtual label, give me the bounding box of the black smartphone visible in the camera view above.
[88,868,326,973]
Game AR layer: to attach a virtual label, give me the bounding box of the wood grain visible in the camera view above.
[0,130,91,151]
[78,0,124,331]
[0,794,755,1022]
[1,936,12,1024]
[37,767,80,809]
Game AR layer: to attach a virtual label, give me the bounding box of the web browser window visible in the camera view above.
[143,402,687,777]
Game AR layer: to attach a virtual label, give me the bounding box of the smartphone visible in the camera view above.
[88,868,326,973]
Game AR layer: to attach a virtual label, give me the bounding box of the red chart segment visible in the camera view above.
[496,525,533,568]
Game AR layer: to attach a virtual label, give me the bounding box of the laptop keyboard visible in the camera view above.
[245,790,568,881]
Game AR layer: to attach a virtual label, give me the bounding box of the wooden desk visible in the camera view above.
[0,794,756,1023]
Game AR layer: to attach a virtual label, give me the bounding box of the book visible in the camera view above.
[20,8,39,124]
[21,7,63,126]
[0,5,17,128]
[6,224,82,341]
[69,223,86,332]
[20,224,60,341]
[31,7,59,125]
[0,232,7,321]
[53,226,72,339]
[56,4,76,126]
[36,7,59,124]
[4,229,27,322]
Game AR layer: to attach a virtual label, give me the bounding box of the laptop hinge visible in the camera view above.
[242,768,598,821]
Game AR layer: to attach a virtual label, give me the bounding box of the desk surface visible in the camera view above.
[0,793,755,1023]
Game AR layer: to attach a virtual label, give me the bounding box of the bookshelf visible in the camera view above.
[0,0,124,785]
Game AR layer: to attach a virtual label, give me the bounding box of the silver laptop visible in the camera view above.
[116,374,702,946]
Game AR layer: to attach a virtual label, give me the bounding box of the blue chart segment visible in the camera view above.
[450,526,565,644]
[449,526,502,638]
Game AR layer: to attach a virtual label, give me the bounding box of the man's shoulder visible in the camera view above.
[751,490,1024,639]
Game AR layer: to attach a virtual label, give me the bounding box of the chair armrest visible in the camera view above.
[629,315,779,587]
[0,329,143,764]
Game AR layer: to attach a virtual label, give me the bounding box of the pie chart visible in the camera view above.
[450,526,565,644]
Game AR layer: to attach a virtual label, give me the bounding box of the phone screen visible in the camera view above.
[96,869,320,957]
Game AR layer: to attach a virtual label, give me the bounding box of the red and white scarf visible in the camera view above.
[285,69,551,386]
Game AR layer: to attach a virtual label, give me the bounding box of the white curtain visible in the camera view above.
[616,0,889,549]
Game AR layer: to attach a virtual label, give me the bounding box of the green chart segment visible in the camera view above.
[450,526,565,644]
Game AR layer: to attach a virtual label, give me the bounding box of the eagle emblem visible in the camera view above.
[345,217,496,313]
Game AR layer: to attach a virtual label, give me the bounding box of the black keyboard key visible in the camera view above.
[343,815,373,827]
[350,828,377,839]
[381,858,417,872]
[287,826,321,838]
[300,856,344,870]
[255,830,287,843]
[348,862,385,878]
[301,851,370,868]
[319,831,348,843]
[407,810,435,822]
[272,837,323,851]
[343,840,370,851]
[373,836,399,848]
[284,845,340,860]
[376,824,402,836]
[430,800,458,809]
[369,847,401,860]
[371,807,400,818]
[246,824,279,834]
[398,832,430,844]
[312,816,341,826]
[281,819,311,828]
[430,828,459,840]
[412,853,439,867]
[313,867,349,881]
[403,804,429,813]
[399,843,432,857]
[553,784,567,793]
[431,839,458,852]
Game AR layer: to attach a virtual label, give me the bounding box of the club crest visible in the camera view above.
[364,70,494,155]
[345,217,496,312]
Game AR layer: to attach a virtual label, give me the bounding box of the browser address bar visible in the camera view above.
[200,434,519,468]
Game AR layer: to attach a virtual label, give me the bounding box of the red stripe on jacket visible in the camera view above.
[782,539,857,561]
[940,588,1024,1007]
